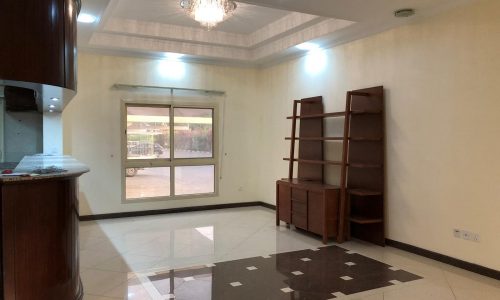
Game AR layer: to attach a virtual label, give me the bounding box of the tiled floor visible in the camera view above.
[80,207,500,300]
[126,246,421,299]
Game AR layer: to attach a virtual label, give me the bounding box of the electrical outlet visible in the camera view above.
[471,233,480,243]
[453,229,480,243]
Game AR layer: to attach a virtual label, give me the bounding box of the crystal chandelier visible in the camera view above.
[180,0,237,30]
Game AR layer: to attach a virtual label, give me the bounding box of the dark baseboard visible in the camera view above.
[259,202,276,210]
[79,201,275,221]
[386,239,500,280]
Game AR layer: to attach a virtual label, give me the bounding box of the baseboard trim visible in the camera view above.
[386,239,500,280]
[79,201,275,221]
[259,202,276,210]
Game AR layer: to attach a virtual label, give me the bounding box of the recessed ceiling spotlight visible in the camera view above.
[49,109,54,113]
[394,8,415,18]
[78,13,97,23]
[164,52,184,60]
[49,104,56,109]
[296,42,320,51]
[50,97,59,102]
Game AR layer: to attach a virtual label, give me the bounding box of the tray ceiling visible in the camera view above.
[78,0,475,66]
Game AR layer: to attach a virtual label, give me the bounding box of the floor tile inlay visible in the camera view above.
[126,245,422,299]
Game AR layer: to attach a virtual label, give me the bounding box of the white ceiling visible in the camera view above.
[78,0,475,66]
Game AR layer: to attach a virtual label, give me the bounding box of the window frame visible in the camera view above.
[121,100,219,203]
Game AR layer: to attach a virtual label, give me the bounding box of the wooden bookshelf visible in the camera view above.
[277,87,385,246]
[341,86,386,246]
[277,96,342,244]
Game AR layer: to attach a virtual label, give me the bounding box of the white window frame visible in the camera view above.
[121,100,219,203]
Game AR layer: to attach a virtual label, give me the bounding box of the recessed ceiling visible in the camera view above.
[78,0,475,66]
[112,0,290,34]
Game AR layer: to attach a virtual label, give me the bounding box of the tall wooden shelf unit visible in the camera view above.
[276,87,385,246]
[277,96,342,244]
[343,86,385,246]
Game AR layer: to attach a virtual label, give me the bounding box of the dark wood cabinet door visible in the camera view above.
[307,191,324,235]
[278,183,291,223]
[1,178,81,300]
[0,0,77,90]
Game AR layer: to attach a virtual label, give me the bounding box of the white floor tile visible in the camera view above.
[78,207,500,299]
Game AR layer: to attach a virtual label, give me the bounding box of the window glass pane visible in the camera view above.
[174,165,215,195]
[126,167,170,199]
[127,106,170,159]
[174,108,213,158]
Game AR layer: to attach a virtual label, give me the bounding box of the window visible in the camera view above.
[123,103,217,201]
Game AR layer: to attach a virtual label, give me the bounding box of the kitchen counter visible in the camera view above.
[0,155,89,183]
[0,155,88,300]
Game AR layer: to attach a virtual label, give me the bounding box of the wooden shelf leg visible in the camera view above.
[275,182,280,226]
[322,196,328,244]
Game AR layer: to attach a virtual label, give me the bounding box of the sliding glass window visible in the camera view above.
[123,103,216,201]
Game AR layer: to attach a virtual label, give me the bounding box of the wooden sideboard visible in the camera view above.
[276,179,339,244]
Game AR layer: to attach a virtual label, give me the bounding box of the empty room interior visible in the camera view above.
[0,0,498,299]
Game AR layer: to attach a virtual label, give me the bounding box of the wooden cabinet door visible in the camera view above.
[277,183,291,223]
[307,191,324,235]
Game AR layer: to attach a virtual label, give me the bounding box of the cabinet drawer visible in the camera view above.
[292,199,307,215]
[291,188,307,203]
[292,212,307,230]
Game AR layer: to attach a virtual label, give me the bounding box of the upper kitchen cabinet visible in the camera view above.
[0,0,80,111]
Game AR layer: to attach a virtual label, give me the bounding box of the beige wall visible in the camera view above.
[65,0,500,270]
[63,54,260,216]
[255,0,500,270]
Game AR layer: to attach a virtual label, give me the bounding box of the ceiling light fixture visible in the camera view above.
[394,8,415,18]
[164,52,184,60]
[180,0,237,30]
[77,13,97,23]
[296,42,320,51]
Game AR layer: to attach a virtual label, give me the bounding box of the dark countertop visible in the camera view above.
[0,155,89,183]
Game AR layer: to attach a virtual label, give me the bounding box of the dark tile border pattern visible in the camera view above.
[131,245,422,300]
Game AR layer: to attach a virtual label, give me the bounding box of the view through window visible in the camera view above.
[124,104,216,200]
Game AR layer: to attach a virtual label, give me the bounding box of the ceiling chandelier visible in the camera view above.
[180,0,237,30]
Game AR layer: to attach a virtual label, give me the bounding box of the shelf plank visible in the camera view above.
[350,92,371,96]
[285,137,383,142]
[283,158,343,166]
[349,137,383,142]
[285,137,344,141]
[286,112,346,120]
[299,98,322,103]
[348,189,382,196]
[351,110,382,115]
[286,110,381,119]
[348,163,382,168]
[349,216,383,224]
